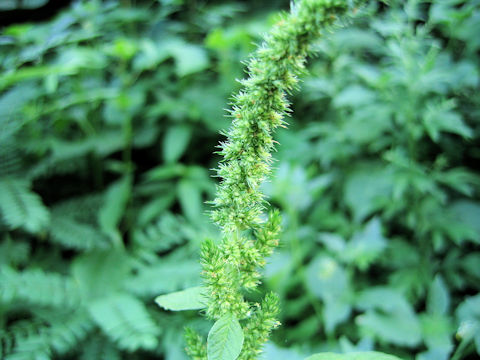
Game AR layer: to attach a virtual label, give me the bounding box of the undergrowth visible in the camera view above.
[0,0,479,360]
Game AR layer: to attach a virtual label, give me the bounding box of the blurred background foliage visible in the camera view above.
[0,0,479,359]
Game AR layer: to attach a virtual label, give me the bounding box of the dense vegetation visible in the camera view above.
[0,0,479,360]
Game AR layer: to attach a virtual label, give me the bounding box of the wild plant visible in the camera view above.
[156,1,401,359]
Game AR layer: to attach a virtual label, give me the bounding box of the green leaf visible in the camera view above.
[344,164,393,222]
[323,298,351,334]
[334,85,376,108]
[456,293,480,355]
[155,286,207,311]
[107,38,138,60]
[419,313,453,352]
[449,200,480,244]
[88,293,160,351]
[177,179,203,224]
[163,124,192,163]
[0,177,50,233]
[344,217,387,270]
[427,275,449,315]
[306,255,351,302]
[305,352,403,360]
[355,287,422,347]
[72,250,130,300]
[167,40,209,77]
[99,175,132,246]
[423,100,473,142]
[207,315,244,360]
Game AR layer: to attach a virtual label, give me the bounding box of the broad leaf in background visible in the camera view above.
[163,124,193,164]
[343,217,387,270]
[177,178,203,225]
[306,255,352,333]
[99,175,132,246]
[355,287,422,347]
[456,294,480,356]
[343,164,393,223]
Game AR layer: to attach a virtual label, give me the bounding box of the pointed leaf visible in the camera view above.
[427,275,449,315]
[163,124,192,163]
[99,175,132,245]
[155,286,207,311]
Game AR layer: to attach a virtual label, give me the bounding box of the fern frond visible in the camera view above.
[2,311,94,360]
[51,194,104,224]
[28,131,125,179]
[0,84,37,143]
[49,211,110,251]
[0,178,50,234]
[0,319,45,358]
[0,266,80,308]
[79,333,122,360]
[0,141,23,178]
[0,236,30,267]
[28,156,89,180]
[127,257,200,297]
[87,293,160,351]
[132,212,188,262]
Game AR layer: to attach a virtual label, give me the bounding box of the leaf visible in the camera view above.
[163,124,192,163]
[323,298,352,334]
[419,313,453,352]
[344,217,387,270]
[207,315,244,360]
[99,175,132,245]
[155,286,207,311]
[0,266,80,308]
[344,164,393,222]
[49,213,110,250]
[88,293,160,351]
[177,179,203,224]
[305,352,403,360]
[0,177,50,233]
[126,258,201,297]
[333,85,376,108]
[456,293,480,355]
[172,43,209,77]
[355,288,422,347]
[306,255,351,302]
[72,250,130,300]
[449,200,480,244]
[423,100,473,142]
[427,275,449,315]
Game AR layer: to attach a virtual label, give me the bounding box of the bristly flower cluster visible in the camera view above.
[188,1,362,359]
[211,0,355,233]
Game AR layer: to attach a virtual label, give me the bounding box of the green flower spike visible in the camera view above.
[157,1,364,360]
[191,1,363,359]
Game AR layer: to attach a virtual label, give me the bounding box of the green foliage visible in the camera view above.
[0,1,230,357]
[88,294,159,351]
[261,0,480,359]
[0,178,50,233]
[1,0,479,359]
[163,2,374,359]
[306,353,402,360]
